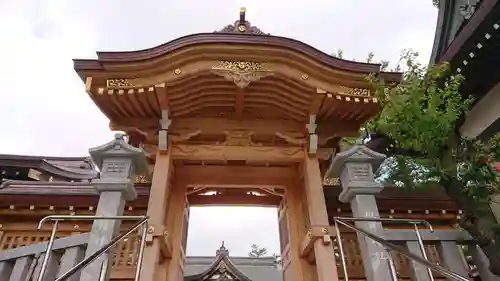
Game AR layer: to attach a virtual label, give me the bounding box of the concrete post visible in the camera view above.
[79,133,148,281]
[406,241,433,281]
[327,144,391,281]
[469,245,500,281]
[438,241,469,279]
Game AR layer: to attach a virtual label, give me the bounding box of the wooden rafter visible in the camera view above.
[235,87,245,119]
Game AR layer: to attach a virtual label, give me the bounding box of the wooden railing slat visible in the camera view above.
[57,246,86,281]
[0,260,14,279]
[32,252,62,281]
[8,256,33,281]
[0,233,89,262]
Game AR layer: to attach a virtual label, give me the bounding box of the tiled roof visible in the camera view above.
[185,256,282,281]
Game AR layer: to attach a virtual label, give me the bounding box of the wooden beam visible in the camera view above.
[235,88,245,120]
[172,118,305,134]
[175,165,296,187]
[187,194,281,206]
[310,89,326,114]
[299,227,336,258]
[111,117,360,137]
[155,83,169,109]
[170,144,304,162]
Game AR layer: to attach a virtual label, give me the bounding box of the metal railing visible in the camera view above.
[36,215,149,281]
[333,216,469,281]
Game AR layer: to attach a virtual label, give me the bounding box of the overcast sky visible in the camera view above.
[0,0,437,257]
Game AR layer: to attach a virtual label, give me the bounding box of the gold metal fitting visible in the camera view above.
[148,226,155,233]
[321,227,329,235]
[174,68,182,75]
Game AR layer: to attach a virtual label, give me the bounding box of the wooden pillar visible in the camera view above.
[140,151,173,281]
[303,155,340,281]
[166,182,188,281]
[283,184,316,281]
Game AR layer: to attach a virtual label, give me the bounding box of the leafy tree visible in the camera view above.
[365,49,500,275]
[331,49,344,59]
[248,244,268,257]
[273,253,282,269]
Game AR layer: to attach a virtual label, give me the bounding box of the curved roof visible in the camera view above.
[73,8,402,149]
[74,9,398,82]
[0,154,97,180]
[75,33,389,76]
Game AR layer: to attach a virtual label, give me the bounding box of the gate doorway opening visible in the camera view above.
[187,206,280,257]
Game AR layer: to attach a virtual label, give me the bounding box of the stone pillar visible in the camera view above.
[469,245,500,281]
[80,134,148,281]
[406,241,432,281]
[302,156,340,281]
[438,241,468,279]
[328,144,391,281]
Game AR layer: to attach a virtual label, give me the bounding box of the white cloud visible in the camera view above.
[0,0,437,256]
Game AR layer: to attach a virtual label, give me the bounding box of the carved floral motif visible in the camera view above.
[106,78,133,89]
[211,61,273,88]
[339,86,371,97]
[213,61,269,72]
[275,132,306,145]
[323,177,339,186]
[221,131,255,146]
[135,175,149,184]
[169,130,201,143]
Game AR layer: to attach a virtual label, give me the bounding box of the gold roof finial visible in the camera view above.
[215,7,267,35]
[239,7,246,26]
[238,7,247,32]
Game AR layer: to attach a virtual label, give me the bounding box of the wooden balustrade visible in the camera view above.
[0,225,474,281]
[0,230,140,281]
[296,224,471,281]
[0,233,89,281]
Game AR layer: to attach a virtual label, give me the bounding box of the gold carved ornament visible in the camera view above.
[339,86,371,97]
[106,78,133,89]
[323,177,339,186]
[211,60,273,88]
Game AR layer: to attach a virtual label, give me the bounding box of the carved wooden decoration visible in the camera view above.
[216,7,269,35]
[211,61,273,88]
[221,130,255,146]
[338,86,371,97]
[106,78,133,89]
[169,130,201,143]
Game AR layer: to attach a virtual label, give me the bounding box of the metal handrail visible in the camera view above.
[333,218,469,281]
[333,216,434,231]
[36,215,149,281]
[333,216,433,281]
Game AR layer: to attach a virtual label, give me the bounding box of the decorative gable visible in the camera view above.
[205,262,238,281]
[185,243,253,281]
